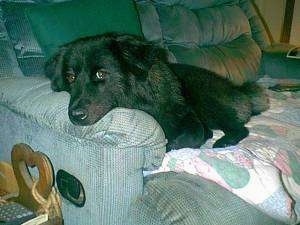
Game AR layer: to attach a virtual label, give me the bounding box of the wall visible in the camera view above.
[254,0,299,45]
[290,0,300,45]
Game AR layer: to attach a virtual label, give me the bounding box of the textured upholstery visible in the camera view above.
[135,0,270,85]
[238,0,271,49]
[0,7,23,77]
[128,172,286,225]
[0,77,166,225]
[1,2,46,76]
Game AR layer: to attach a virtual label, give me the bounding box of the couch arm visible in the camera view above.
[259,43,300,79]
[0,76,166,225]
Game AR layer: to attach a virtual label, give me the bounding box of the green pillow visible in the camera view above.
[25,0,142,57]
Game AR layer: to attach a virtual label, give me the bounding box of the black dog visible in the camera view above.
[45,33,269,150]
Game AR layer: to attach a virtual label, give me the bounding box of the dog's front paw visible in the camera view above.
[204,129,213,139]
[213,137,237,148]
[167,132,205,151]
[213,127,249,148]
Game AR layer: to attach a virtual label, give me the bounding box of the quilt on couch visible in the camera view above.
[146,78,300,224]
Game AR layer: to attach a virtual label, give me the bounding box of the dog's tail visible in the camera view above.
[240,82,270,115]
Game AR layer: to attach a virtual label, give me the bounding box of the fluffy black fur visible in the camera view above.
[45,33,269,150]
[169,64,269,147]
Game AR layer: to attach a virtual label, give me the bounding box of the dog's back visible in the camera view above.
[169,63,269,120]
[169,63,269,147]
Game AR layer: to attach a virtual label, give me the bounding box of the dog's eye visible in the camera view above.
[66,73,76,83]
[95,69,108,81]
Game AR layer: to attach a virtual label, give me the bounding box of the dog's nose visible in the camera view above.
[70,108,88,121]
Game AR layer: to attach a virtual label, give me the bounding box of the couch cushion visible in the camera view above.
[157,4,250,46]
[169,34,261,83]
[0,7,23,77]
[136,0,263,85]
[25,0,143,57]
[238,0,271,49]
[1,2,47,76]
[128,172,286,225]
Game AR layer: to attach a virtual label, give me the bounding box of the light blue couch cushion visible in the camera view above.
[0,1,67,76]
[0,7,23,77]
[0,76,166,225]
[128,172,286,225]
[1,2,46,76]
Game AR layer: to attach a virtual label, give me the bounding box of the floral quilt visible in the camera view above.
[146,79,300,224]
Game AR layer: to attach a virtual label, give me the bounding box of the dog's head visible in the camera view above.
[45,33,168,125]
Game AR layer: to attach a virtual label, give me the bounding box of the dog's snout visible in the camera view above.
[70,108,88,121]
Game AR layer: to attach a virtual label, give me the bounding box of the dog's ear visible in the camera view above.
[44,47,67,92]
[109,35,168,77]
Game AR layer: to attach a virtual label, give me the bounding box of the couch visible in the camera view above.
[0,0,299,224]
